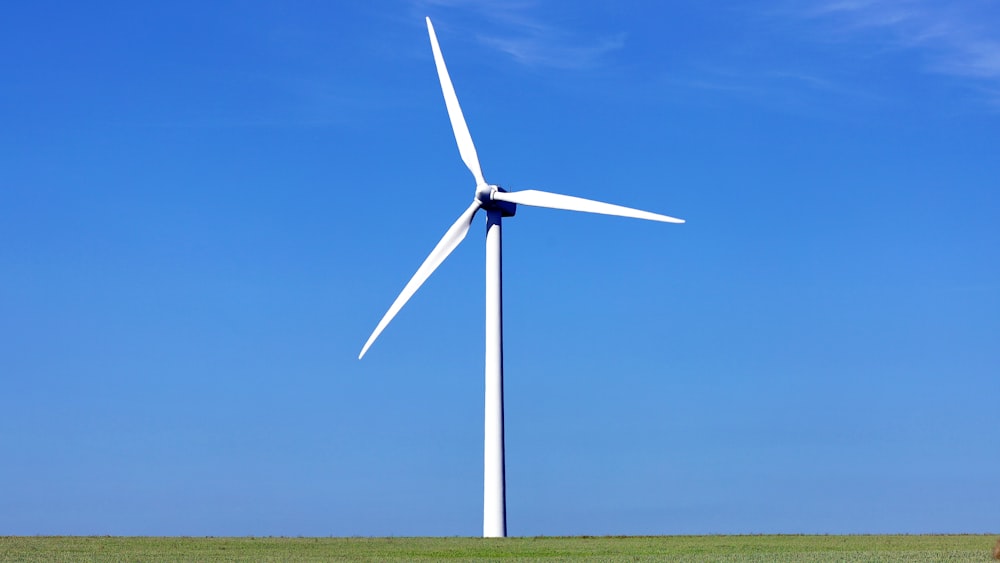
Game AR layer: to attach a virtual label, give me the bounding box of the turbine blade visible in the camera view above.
[359,200,481,359]
[426,17,486,187]
[492,189,685,224]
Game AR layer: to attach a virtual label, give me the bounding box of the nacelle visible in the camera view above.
[479,184,517,217]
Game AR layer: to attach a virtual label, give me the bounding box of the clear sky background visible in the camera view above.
[2,0,998,537]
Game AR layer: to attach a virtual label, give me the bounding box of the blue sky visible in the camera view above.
[2,0,998,536]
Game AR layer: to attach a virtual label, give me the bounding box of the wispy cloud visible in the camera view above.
[478,32,625,70]
[656,63,885,119]
[413,0,625,69]
[800,0,1000,99]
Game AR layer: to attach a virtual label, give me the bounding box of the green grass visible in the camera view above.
[0,535,995,562]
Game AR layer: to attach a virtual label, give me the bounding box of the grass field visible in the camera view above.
[0,535,996,562]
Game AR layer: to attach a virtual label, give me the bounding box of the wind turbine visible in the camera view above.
[359,17,684,538]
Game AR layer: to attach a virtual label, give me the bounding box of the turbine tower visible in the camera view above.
[359,17,684,538]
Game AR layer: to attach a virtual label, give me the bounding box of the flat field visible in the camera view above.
[0,534,996,562]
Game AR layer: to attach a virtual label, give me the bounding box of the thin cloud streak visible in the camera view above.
[657,63,885,119]
[413,0,626,69]
[478,32,626,70]
[804,1,1000,81]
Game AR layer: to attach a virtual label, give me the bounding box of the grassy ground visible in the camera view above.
[0,534,995,562]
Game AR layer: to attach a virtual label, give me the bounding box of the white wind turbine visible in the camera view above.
[360,17,684,538]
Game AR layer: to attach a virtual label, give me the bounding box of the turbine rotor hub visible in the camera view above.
[477,184,517,217]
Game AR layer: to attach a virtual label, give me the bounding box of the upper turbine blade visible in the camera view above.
[492,189,685,224]
[426,17,486,187]
[359,200,481,359]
